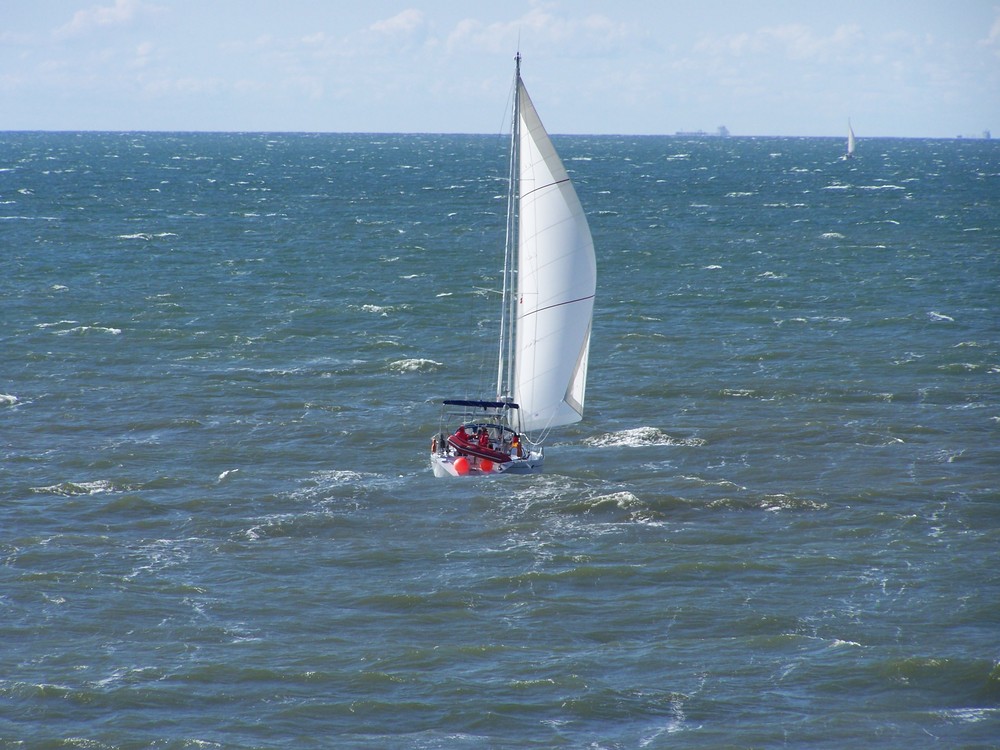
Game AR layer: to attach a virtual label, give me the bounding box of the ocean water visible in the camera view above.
[2,131,999,749]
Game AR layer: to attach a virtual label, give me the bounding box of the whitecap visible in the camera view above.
[584,427,705,448]
[927,311,954,322]
[829,638,863,648]
[0,394,18,406]
[589,491,642,509]
[937,708,999,724]
[55,325,122,336]
[30,480,120,496]
[389,358,442,373]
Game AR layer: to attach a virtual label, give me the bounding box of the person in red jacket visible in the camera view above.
[511,434,525,458]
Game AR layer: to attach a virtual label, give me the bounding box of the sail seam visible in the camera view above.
[519,294,595,319]
[520,177,571,200]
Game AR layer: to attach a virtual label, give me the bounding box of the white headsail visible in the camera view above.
[513,82,596,433]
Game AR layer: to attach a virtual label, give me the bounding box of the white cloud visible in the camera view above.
[128,40,154,68]
[695,23,863,63]
[444,6,629,56]
[370,9,425,36]
[981,7,1000,55]
[54,0,160,40]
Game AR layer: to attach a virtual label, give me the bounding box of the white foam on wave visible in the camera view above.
[829,638,863,648]
[584,427,705,448]
[937,707,1000,724]
[288,469,407,503]
[0,394,18,406]
[858,183,905,191]
[677,475,745,490]
[38,319,122,336]
[54,325,122,336]
[117,232,178,240]
[389,358,442,373]
[30,480,121,496]
[590,490,642,509]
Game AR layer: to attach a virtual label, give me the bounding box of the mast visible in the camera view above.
[496,52,521,403]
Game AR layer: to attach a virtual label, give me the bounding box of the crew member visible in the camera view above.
[511,434,524,458]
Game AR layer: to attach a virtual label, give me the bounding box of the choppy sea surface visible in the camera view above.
[2,131,999,749]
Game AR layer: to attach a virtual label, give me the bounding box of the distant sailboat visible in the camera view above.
[429,53,597,477]
[845,119,856,159]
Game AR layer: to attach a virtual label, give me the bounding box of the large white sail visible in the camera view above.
[847,120,856,156]
[513,82,596,433]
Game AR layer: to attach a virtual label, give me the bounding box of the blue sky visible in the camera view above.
[2,0,998,136]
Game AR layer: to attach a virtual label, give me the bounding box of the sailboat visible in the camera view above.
[429,53,597,477]
[845,119,856,159]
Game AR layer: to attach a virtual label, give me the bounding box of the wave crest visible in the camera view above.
[584,427,705,448]
[389,358,442,373]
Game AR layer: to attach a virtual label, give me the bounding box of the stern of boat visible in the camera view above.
[430,441,542,477]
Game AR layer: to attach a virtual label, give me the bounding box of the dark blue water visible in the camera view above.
[2,131,999,748]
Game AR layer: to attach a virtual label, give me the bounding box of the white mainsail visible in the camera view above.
[847,120,856,157]
[512,79,596,433]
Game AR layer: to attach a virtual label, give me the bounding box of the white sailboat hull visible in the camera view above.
[430,451,544,477]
